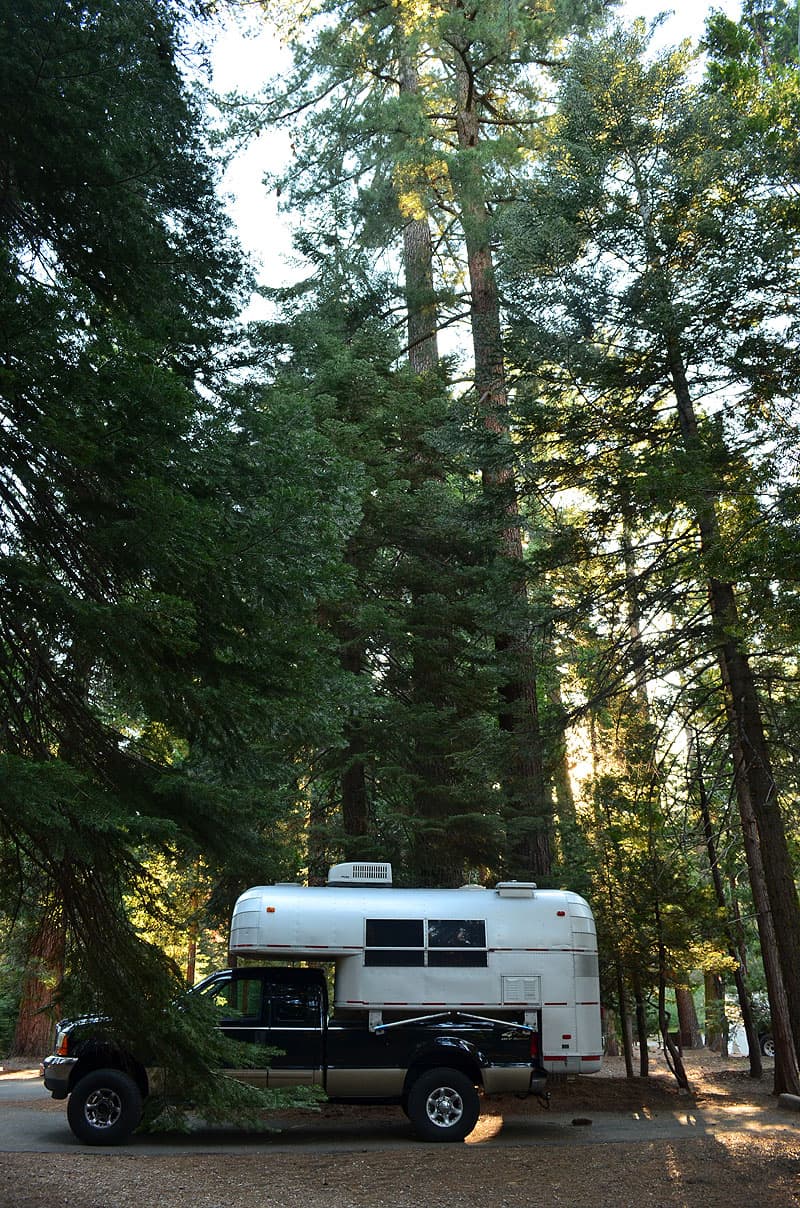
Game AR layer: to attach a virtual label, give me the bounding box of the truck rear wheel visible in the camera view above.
[67,1068,143,1146]
[407,1067,480,1142]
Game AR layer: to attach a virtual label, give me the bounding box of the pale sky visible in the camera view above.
[210,2,743,309]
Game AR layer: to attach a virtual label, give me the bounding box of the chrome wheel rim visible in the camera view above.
[84,1087,123,1130]
[426,1085,464,1129]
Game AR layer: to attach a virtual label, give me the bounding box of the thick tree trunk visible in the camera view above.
[397,52,465,887]
[452,51,550,880]
[733,756,799,1094]
[695,737,761,1074]
[337,582,370,843]
[616,962,635,1078]
[666,339,800,1085]
[659,969,690,1090]
[399,55,440,377]
[704,973,726,1054]
[11,904,65,1058]
[632,975,650,1077]
[675,986,702,1049]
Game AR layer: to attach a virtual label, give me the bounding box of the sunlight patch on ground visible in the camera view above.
[466,1113,505,1143]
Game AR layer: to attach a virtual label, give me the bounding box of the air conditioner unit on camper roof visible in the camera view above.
[328,861,393,886]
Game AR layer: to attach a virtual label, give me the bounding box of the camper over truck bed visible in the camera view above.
[230,861,603,1076]
[43,861,602,1147]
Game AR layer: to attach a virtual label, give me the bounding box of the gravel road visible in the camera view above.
[1,1052,798,1208]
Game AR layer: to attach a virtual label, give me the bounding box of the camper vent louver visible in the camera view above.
[328,861,393,886]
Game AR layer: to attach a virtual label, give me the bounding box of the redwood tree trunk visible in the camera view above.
[632,975,649,1078]
[398,51,463,886]
[452,49,550,880]
[696,738,761,1074]
[616,962,635,1078]
[667,339,800,1087]
[675,986,702,1049]
[632,170,800,1077]
[11,904,65,1058]
[338,593,370,843]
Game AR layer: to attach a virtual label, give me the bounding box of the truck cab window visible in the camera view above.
[269,984,321,1027]
[222,975,264,1023]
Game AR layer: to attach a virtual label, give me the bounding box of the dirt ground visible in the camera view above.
[2,1051,800,1208]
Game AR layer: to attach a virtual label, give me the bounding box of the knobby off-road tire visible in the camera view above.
[406,1067,480,1142]
[67,1068,143,1146]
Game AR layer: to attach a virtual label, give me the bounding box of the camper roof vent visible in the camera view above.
[328,861,393,886]
[496,881,537,898]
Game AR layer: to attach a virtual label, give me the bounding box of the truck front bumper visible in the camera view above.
[42,1055,78,1100]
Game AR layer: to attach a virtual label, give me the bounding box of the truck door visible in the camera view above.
[265,981,325,1088]
[209,970,269,1088]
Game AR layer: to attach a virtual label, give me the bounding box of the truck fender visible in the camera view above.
[403,1035,486,1098]
[69,1040,149,1102]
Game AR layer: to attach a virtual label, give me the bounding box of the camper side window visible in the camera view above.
[363,918,488,967]
[365,918,425,966]
[428,920,488,967]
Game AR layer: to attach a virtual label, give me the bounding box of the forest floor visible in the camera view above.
[2,1049,800,1208]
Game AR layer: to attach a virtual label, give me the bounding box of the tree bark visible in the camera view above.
[399,55,440,377]
[336,544,370,845]
[695,735,762,1074]
[451,47,550,880]
[11,903,65,1058]
[666,338,800,1084]
[632,973,650,1077]
[397,51,464,887]
[630,163,800,1073]
[659,970,690,1090]
[675,986,702,1049]
[616,961,635,1078]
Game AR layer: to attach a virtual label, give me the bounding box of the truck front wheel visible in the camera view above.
[67,1068,143,1146]
[407,1067,480,1142]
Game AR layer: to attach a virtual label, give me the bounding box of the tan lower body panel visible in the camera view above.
[481,1066,532,1094]
[325,1067,406,1097]
[267,1068,323,1088]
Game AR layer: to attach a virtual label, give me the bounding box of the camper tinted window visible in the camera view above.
[365,949,426,967]
[428,949,487,967]
[427,920,486,948]
[365,918,425,966]
[365,919,424,947]
[427,920,488,967]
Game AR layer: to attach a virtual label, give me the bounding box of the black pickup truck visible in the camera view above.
[43,965,547,1145]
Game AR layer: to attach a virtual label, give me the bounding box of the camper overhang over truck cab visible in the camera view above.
[230,861,603,1075]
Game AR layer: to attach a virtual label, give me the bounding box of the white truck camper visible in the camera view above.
[230,861,603,1076]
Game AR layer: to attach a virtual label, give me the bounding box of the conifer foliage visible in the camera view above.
[0,0,351,1081]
